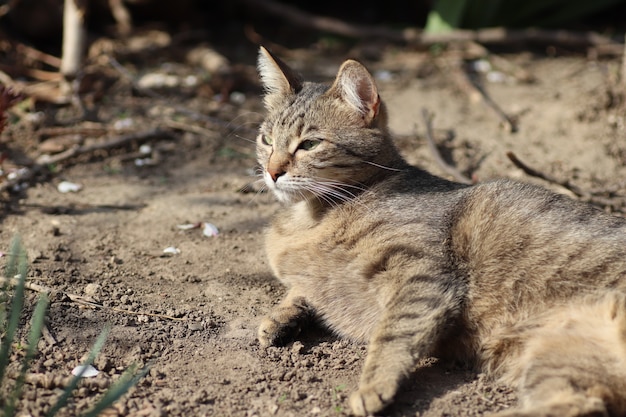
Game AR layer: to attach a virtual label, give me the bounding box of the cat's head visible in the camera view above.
[256,46,402,205]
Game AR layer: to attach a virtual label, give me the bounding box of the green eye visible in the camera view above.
[298,139,321,151]
[259,134,273,145]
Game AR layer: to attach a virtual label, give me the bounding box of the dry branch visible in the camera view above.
[506,151,626,212]
[452,61,518,132]
[506,151,584,196]
[0,128,169,194]
[108,0,132,35]
[0,275,185,322]
[7,370,112,390]
[15,43,63,68]
[421,109,473,185]
[61,0,86,80]
[240,0,619,49]
[240,0,407,42]
[36,127,168,165]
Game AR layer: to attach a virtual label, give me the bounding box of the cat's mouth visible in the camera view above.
[264,171,311,204]
[264,171,361,205]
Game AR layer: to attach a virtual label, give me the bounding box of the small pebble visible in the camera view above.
[84,283,101,297]
[188,322,203,332]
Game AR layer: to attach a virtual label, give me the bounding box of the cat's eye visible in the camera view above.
[298,139,321,151]
[259,134,273,146]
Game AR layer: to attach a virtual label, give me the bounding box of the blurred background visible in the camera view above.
[3,0,626,54]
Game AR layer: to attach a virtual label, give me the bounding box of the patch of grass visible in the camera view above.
[0,235,149,416]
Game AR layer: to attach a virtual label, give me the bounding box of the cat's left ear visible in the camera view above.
[328,60,381,124]
[257,46,303,109]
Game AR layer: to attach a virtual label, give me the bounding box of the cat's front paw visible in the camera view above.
[258,316,301,347]
[349,385,394,416]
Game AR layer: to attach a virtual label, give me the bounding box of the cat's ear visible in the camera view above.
[328,60,381,124]
[257,46,303,108]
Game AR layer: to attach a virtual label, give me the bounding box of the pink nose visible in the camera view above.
[268,167,285,182]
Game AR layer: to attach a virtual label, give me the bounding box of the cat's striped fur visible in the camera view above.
[255,46,626,416]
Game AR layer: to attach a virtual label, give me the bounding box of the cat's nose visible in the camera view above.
[268,167,286,182]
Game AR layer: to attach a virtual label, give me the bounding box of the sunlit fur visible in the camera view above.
[255,46,626,417]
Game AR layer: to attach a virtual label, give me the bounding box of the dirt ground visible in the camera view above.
[2,34,626,417]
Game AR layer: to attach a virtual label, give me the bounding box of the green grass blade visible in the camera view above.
[4,236,24,279]
[425,0,469,33]
[45,326,111,417]
[0,236,28,384]
[4,294,49,416]
[80,363,150,417]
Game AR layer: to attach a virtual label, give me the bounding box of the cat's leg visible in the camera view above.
[258,288,311,347]
[492,382,608,417]
[492,292,626,417]
[349,274,463,416]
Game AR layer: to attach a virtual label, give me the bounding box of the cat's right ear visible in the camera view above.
[327,59,381,125]
[257,46,303,109]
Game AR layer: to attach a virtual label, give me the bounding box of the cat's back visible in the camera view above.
[452,178,626,266]
[449,179,626,332]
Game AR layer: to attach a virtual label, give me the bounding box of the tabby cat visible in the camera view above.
[255,46,626,416]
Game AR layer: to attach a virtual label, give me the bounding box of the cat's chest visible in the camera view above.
[265,204,402,341]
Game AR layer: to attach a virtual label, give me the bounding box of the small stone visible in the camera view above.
[84,283,101,297]
[188,322,203,332]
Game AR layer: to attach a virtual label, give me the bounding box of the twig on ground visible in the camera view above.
[421,109,473,185]
[466,41,535,83]
[0,128,168,194]
[41,325,57,346]
[36,127,169,166]
[506,151,584,196]
[452,60,518,132]
[0,64,63,82]
[239,0,407,42]
[0,275,186,322]
[37,125,109,138]
[107,0,132,36]
[506,151,626,212]
[8,370,112,390]
[14,43,63,68]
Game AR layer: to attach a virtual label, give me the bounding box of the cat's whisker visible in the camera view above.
[362,160,403,172]
[313,180,374,212]
[233,133,257,144]
[224,111,262,129]
[304,181,353,203]
[299,180,371,215]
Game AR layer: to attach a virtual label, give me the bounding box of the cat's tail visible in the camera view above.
[486,291,626,417]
